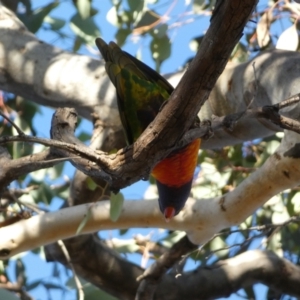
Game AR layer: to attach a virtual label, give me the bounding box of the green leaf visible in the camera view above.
[266,140,280,155]
[210,236,229,258]
[57,186,70,201]
[19,1,59,33]
[19,193,35,206]
[12,117,33,159]
[44,16,66,30]
[120,10,133,25]
[150,35,171,63]
[77,0,91,19]
[193,0,206,14]
[135,10,160,28]
[115,28,131,46]
[0,289,20,300]
[291,192,300,213]
[110,0,122,7]
[70,13,101,46]
[110,192,124,222]
[31,183,53,205]
[12,115,32,136]
[160,231,186,248]
[73,36,83,52]
[267,231,283,257]
[77,131,91,142]
[30,166,47,182]
[153,24,168,38]
[86,177,98,191]
[0,261,4,273]
[106,5,120,27]
[128,0,144,13]
[47,162,64,180]
[76,209,92,234]
[15,97,41,134]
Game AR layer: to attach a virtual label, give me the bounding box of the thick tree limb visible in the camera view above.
[3,5,300,150]
[1,93,299,192]
[46,234,143,300]
[2,1,298,299]
[135,236,197,300]
[1,124,300,257]
[46,242,300,299]
[0,146,61,194]
[0,6,118,122]
[153,250,300,299]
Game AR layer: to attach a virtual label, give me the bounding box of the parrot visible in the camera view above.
[95,38,201,221]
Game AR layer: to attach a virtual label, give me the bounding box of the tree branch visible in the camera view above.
[4,5,300,150]
[0,146,61,194]
[154,250,300,299]
[46,241,300,299]
[135,236,197,300]
[1,123,300,257]
[1,92,299,193]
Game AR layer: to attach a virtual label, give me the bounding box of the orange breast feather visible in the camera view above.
[151,139,201,187]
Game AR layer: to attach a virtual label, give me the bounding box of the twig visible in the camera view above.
[276,93,300,109]
[135,235,197,300]
[57,240,84,300]
[183,92,300,145]
[0,110,24,136]
[214,215,300,237]
[1,92,300,194]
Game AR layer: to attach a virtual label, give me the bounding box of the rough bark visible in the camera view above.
[46,247,300,299]
[0,0,268,193]
[2,125,300,256]
[2,1,300,300]
[2,5,300,150]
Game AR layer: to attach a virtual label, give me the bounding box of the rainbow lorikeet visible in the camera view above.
[95,38,201,220]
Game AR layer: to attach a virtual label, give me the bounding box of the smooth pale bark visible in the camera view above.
[1,127,300,257]
[1,2,300,299]
[1,6,300,149]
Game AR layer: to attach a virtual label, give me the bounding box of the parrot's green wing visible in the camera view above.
[96,38,201,220]
[95,38,174,144]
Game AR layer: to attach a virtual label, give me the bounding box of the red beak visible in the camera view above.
[164,206,176,222]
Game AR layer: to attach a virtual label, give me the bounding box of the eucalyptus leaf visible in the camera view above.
[44,16,66,30]
[70,13,101,46]
[77,0,91,19]
[128,0,144,13]
[19,1,59,33]
[193,0,206,13]
[76,209,92,234]
[135,10,160,28]
[160,231,185,248]
[110,192,124,222]
[150,35,171,63]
